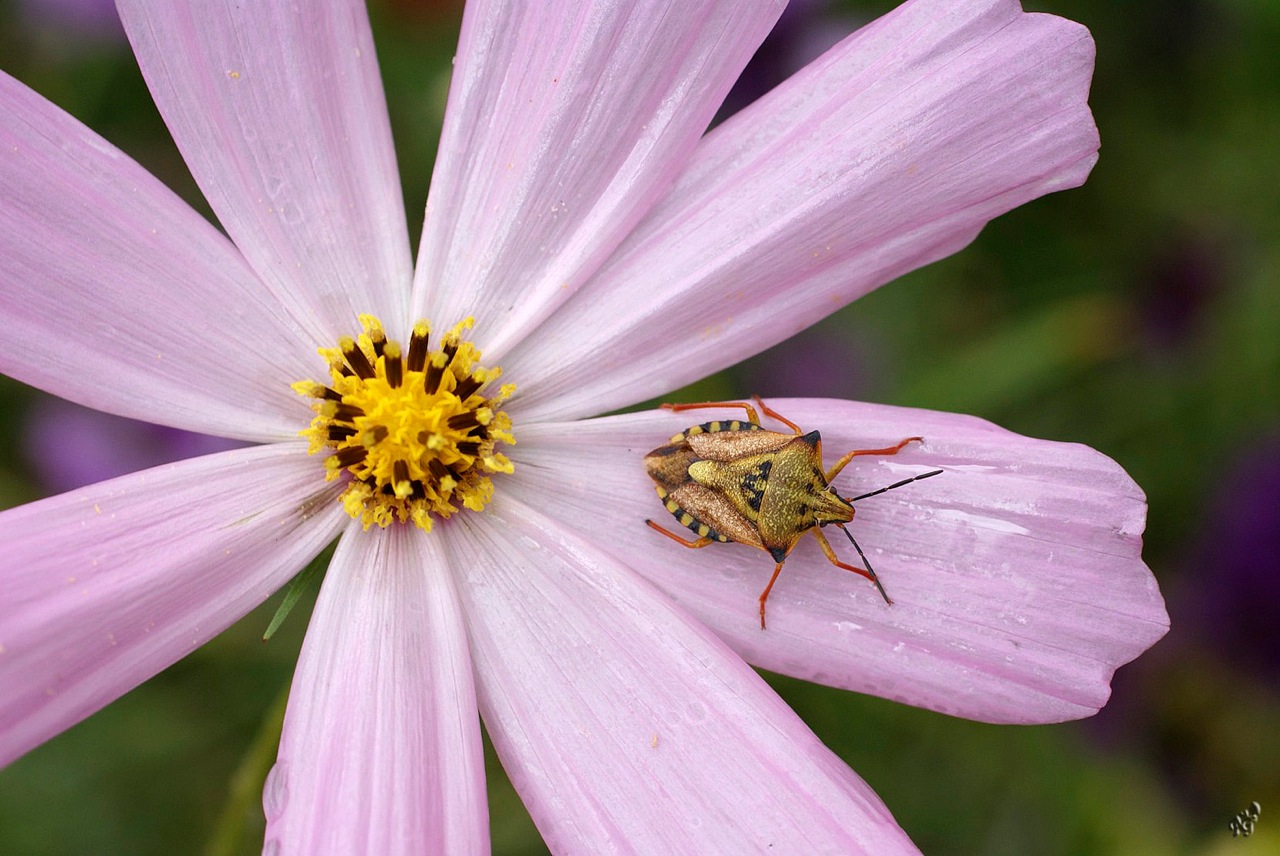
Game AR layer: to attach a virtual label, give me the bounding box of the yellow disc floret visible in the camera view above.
[293,316,515,531]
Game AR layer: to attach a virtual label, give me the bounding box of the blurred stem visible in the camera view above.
[204,682,290,856]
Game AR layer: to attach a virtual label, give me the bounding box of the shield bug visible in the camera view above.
[644,396,941,629]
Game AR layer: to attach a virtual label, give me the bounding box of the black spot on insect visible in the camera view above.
[742,458,772,512]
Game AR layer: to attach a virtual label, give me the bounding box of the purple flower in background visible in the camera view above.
[715,0,858,121]
[1179,435,1280,683]
[740,330,881,400]
[22,396,242,494]
[17,0,123,40]
[0,1,1167,852]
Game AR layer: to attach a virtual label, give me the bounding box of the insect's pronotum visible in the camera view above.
[644,396,941,629]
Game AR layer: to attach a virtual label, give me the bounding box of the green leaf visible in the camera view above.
[262,561,324,642]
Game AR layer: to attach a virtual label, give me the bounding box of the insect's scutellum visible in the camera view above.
[642,396,940,629]
[293,315,516,531]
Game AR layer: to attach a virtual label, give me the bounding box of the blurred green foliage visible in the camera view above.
[1,0,1278,853]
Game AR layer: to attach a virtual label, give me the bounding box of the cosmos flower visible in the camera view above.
[0,0,1168,852]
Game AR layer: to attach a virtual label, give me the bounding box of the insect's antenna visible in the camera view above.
[836,525,891,603]
[848,468,943,503]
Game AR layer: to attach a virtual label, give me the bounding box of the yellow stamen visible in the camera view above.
[294,316,515,531]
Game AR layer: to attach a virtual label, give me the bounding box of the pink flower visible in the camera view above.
[0,0,1168,852]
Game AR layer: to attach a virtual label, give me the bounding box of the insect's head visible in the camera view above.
[815,487,856,527]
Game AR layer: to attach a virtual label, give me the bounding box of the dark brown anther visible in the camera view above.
[334,446,369,468]
[333,402,366,423]
[407,326,429,373]
[385,350,403,388]
[440,341,459,367]
[452,375,483,401]
[447,412,482,431]
[342,342,375,379]
[457,441,480,457]
[424,361,445,395]
[368,328,387,358]
[327,425,357,442]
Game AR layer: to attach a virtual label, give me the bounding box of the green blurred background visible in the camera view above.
[1,0,1277,853]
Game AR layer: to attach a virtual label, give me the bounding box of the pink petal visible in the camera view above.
[0,443,345,767]
[445,497,920,854]
[0,72,321,441]
[118,0,414,340]
[266,524,487,854]
[507,0,1101,420]
[413,0,785,357]
[508,400,1169,725]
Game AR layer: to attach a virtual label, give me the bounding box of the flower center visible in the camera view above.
[294,315,515,530]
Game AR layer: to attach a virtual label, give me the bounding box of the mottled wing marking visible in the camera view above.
[644,418,792,553]
[686,455,777,523]
[667,483,763,549]
[685,425,794,461]
[643,442,697,491]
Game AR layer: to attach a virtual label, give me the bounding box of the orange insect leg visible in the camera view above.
[748,395,804,434]
[645,519,714,549]
[825,436,922,482]
[660,395,804,434]
[660,399,761,426]
[648,518,780,628]
[812,527,892,604]
[757,526,893,631]
[757,561,786,630]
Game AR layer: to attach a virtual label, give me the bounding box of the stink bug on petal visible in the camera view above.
[644,396,941,629]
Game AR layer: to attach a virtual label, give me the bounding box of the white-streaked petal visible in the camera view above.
[413,0,785,357]
[118,0,414,340]
[508,0,1100,420]
[0,442,345,767]
[508,401,1168,725]
[0,71,320,441]
[265,523,487,855]
[445,497,919,854]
